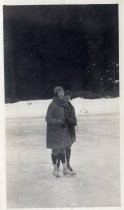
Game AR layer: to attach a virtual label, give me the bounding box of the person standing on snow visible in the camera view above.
[57,90,77,173]
[46,86,74,177]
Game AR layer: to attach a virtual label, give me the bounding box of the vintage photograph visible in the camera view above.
[3,2,120,208]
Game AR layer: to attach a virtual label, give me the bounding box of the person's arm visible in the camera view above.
[46,103,63,125]
[66,117,77,126]
[66,106,77,126]
[73,107,77,126]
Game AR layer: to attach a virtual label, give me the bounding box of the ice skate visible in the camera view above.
[63,167,75,176]
[67,164,76,175]
[63,163,75,176]
[67,164,73,171]
[53,169,60,177]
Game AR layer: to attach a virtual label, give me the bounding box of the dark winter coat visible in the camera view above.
[64,101,77,144]
[46,97,72,149]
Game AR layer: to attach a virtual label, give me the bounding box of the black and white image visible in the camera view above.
[3,2,120,208]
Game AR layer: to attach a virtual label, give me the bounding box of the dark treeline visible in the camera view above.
[4,5,119,103]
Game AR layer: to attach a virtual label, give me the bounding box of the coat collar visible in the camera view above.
[53,97,64,106]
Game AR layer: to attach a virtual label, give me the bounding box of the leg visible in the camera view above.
[59,148,74,176]
[66,147,76,175]
[51,149,60,177]
[57,153,61,170]
[66,147,73,171]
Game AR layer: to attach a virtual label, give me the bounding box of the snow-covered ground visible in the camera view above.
[5,97,119,118]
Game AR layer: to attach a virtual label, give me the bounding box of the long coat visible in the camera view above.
[46,97,72,149]
[64,101,77,144]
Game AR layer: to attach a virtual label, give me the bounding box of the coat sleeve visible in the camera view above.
[73,106,77,126]
[46,103,62,125]
[66,106,77,126]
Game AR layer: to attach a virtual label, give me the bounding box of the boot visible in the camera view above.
[51,154,60,177]
[58,153,75,176]
[66,148,76,175]
[67,164,73,172]
[62,163,75,176]
[53,165,60,177]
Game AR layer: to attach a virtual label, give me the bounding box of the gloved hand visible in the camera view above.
[61,119,66,127]
[66,118,75,125]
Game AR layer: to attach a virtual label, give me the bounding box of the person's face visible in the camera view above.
[58,90,64,100]
[64,95,71,102]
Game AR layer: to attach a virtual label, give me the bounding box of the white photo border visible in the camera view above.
[0,1,123,210]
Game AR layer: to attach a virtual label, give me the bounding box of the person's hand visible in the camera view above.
[61,119,66,127]
[57,119,64,125]
[66,118,75,125]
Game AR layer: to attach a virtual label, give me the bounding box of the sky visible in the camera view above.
[3,4,119,102]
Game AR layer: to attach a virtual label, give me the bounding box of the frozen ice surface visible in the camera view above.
[6,114,120,208]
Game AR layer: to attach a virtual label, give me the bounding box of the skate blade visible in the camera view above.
[53,173,60,178]
[63,172,75,176]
